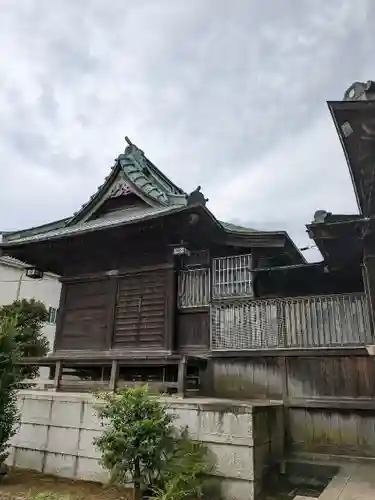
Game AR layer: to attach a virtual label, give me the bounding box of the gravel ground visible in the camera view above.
[0,469,131,500]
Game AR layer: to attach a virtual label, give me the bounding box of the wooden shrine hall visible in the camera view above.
[0,137,310,393]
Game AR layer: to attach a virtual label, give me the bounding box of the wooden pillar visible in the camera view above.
[53,283,68,352]
[109,360,119,391]
[164,268,177,352]
[106,277,119,349]
[177,356,187,397]
[53,361,62,390]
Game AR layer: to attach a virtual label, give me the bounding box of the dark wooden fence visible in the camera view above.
[211,350,375,459]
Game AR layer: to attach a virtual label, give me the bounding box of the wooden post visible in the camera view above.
[177,356,187,397]
[109,360,119,391]
[53,361,62,391]
[105,277,119,350]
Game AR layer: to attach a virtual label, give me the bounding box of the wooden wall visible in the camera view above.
[113,270,172,349]
[56,279,112,350]
[57,267,175,352]
[211,352,375,458]
[177,310,210,351]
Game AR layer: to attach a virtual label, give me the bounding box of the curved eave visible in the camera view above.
[2,217,70,243]
[307,215,364,268]
[0,203,217,249]
[219,223,306,264]
[328,100,375,216]
[67,161,121,226]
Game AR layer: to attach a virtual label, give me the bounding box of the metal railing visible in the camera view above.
[211,293,372,350]
[178,268,210,308]
[212,254,253,299]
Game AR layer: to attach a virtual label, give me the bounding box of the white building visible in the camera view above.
[0,256,61,354]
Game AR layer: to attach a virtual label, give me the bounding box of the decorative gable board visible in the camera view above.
[70,167,159,225]
[89,193,149,221]
[109,178,133,198]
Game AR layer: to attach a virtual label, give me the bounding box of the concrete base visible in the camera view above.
[8,391,284,500]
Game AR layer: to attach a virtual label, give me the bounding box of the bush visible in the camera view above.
[94,386,176,500]
[0,315,22,474]
[0,299,49,379]
[94,386,213,500]
[152,428,212,500]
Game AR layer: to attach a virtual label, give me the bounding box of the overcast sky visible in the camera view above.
[0,0,373,261]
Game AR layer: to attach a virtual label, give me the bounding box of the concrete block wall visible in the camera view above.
[8,391,284,500]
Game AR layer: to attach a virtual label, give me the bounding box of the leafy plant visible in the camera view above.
[0,299,49,379]
[152,428,212,500]
[94,385,176,500]
[0,315,22,476]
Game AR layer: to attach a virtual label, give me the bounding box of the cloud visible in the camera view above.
[0,0,373,262]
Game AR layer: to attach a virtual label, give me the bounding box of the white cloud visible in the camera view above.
[0,0,373,262]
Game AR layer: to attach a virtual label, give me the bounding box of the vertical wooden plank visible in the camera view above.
[53,282,68,352]
[109,360,119,391]
[177,356,187,397]
[362,251,375,339]
[53,361,62,391]
[280,356,289,399]
[164,268,177,352]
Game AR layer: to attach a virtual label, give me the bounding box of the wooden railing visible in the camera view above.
[18,357,191,395]
[210,293,372,350]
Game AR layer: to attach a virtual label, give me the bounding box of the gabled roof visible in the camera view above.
[67,138,187,225]
[0,255,59,278]
[1,137,306,265]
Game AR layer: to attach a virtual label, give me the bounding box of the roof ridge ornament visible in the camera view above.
[124,136,145,157]
[344,80,375,101]
[187,186,208,206]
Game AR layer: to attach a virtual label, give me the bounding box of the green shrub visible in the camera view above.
[94,386,213,500]
[152,428,212,500]
[94,386,176,500]
[0,299,49,380]
[0,315,22,472]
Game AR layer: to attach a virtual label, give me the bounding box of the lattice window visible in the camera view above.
[212,254,252,299]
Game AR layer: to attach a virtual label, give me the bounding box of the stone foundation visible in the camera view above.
[8,391,284,500]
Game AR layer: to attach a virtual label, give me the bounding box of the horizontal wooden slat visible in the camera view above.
[114,270,167,349]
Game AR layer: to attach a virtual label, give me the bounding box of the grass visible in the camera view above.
[0,469,131,500]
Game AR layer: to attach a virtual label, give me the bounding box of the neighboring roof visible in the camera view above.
[307,211,364,269]
[328,81,375,217]
[0,255,60,278]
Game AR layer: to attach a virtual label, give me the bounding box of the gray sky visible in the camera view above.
[0,0,373,261]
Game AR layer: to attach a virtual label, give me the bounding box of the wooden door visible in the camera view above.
[57,279,111,350]
[113,269,172,350]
